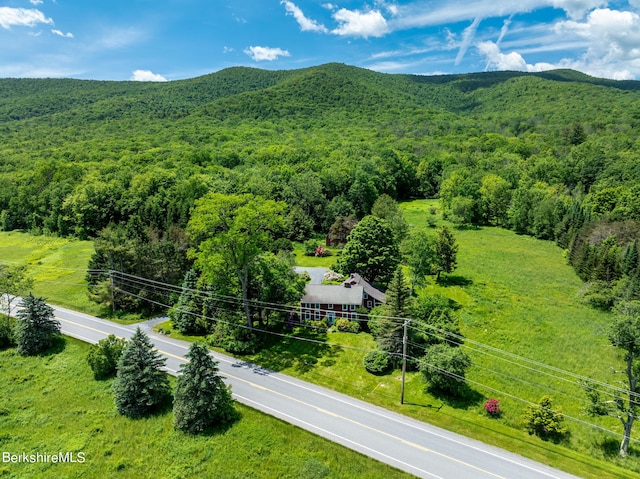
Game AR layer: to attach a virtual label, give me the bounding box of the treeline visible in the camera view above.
[2,64,640,313]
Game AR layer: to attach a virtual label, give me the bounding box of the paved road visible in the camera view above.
[50,303,580,479]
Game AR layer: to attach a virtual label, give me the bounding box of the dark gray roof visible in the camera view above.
[343,273,386,303]
[302,285,363,305]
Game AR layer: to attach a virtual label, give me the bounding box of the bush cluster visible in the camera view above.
[363,350,392,374]
[335,318,360,333]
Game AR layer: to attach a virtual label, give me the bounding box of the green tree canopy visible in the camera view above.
[169,269,203,335]
[14,293,60,356]
[187,193,286,330]
[434,226,459,281]
[0,264,34,318]
[419,343,471,396]
[113,327,171,418]
[173,342,236,434]
[335,215,400,285]
[584,301,640,456]
[87,334,127,380]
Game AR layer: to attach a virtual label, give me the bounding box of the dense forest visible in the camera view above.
[1,63,640,314]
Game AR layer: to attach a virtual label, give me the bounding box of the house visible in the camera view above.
[299,273,385,324]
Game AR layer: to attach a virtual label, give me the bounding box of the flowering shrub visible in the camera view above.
[483,398,501,417]
[314,245,332,257]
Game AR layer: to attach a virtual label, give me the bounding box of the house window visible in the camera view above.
[314,310,321,320]
[305,310,311,320]
[367,300,372,308]
[350,304,356,311]
[315,303,321,310]
[305,303,310,309]
[351,312,358,320]
[328,304,333,309]
[342,304,348,311]
[363,292,368,299]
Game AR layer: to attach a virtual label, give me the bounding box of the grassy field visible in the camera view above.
[0,231,100,315]
[4,207,640,477]
[0,338,414,479]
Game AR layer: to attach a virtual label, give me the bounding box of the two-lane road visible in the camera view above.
[52,303,580,479]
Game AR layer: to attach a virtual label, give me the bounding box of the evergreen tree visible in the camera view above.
[113,327,171,418]
[434,226,458,282]
[623,239,639,276]
[385,267,411,318]
[14,293,60,356]
[169,269,202,335]
[173,342,235,434]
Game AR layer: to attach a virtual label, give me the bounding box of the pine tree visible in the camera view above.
[169,269,201,334]
[623,239,639,276]
[113,327,171,418]
[14,293,60,356]
[173,342,235,434]
[385,267,411,318]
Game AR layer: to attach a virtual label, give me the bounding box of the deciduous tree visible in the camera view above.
[0,264,34,318]
[434,226,458,282]
[188,193,286,330]
[419,343,471,396]
[583,301,640,456]
[335,215,399,285]
[87,334,126,380]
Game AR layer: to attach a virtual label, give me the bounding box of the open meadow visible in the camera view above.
[0,338,414,479]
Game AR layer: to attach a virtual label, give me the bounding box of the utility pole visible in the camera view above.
[400,319,408,404]
[108,255,116,313]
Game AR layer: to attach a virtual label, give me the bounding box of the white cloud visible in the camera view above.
[0,7,52,29]
[477,41,528,71]
[549,0,607,19]
[51,29,73,38]
[223,46,234,53]
[244,46,291,61]
[281,1,328,33]
[556,8,640,77]
[455,17,481,65]
[131,70,167,82]
[29,0,44,5]
[332,8,389,38]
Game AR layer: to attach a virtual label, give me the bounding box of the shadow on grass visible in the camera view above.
[437,275,473,287]
[39,336,67,356]
[189,409,243,437]
[594,437,640,459]
[428,384,484,409]
[248,327,341,374]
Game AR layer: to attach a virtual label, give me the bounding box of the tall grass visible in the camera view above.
[0,231,100,315]
[0,338,414,479]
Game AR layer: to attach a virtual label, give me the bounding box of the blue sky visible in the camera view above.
[2,0,640,81]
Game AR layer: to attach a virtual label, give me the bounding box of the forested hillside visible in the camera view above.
[1,63,640,311]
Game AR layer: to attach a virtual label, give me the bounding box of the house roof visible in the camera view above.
[302,285,364,305]
[343,273,386,303]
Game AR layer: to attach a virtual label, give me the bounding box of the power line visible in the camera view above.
[96,269,640,443]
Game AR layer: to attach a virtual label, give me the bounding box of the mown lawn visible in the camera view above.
[0,338,414,479]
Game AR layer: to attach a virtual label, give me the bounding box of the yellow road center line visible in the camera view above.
[57,316,508,479]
